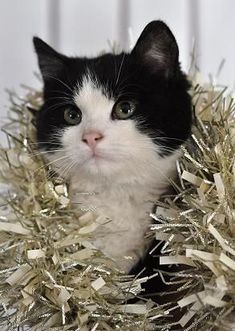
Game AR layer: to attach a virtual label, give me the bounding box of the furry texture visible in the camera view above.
[34,21,192,272]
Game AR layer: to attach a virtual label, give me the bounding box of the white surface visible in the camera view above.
[0,0,47,142]
[197,0,235,88]
[59,0,120,56]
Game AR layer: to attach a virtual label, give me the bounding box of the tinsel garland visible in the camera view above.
[0,74,234,331]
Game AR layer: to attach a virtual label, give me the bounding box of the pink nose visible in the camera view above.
[82,131,103,150]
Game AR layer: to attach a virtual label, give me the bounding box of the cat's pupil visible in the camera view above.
[69,110,77,118]
[121,102,131,114]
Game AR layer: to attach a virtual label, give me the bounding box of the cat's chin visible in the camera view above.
[79,154,115,176]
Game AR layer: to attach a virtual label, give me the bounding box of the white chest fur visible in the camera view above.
[69,151,178,273]
[70,182,157,272]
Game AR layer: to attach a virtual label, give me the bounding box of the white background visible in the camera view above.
[1,0,235,134]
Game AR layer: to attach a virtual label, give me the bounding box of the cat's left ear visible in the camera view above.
[33,37,66,81]
[131,21,179,77]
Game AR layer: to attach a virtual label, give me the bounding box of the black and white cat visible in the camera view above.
[34,21,191,273]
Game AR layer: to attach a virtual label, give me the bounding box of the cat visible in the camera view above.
[33,20,192,273]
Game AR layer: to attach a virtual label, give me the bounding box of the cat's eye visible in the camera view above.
[112,101,136,120]
[64,107,82,125]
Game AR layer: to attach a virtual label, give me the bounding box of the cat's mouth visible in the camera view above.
[83,149,114,166]
[88,152,112,163]
[87,146,114,161]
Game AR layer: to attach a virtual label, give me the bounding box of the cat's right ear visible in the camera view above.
[33,37,66,81]
[131,21,179,78]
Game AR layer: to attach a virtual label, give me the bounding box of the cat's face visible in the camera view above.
[34,21,191,185]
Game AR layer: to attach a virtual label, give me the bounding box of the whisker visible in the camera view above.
[43,101,73,112]
[45,157,72,180]
[44,75,74,93]
[115,53,126,88]
[58,159,78,179]
[44,96,74,104]
[49,90,73,98]
[29,141,62,146]
[29,149,66,157]
[33,154,70,174]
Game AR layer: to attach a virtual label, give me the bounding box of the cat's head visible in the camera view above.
[34,21,191,187]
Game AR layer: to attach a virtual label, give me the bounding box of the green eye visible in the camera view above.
[64,108,82,125]
[112,101,136,120]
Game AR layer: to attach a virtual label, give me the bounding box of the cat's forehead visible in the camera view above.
[71,53,132,97]
[73,73,114,118]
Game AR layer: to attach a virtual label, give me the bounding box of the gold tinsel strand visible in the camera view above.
[0,73,234,330]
